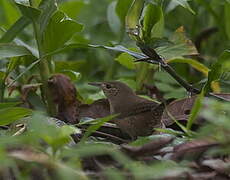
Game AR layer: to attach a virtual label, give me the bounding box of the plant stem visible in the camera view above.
[136,63,154,92]
[138,45,230,102]
[30,0,56,115]
[0,81,5,102]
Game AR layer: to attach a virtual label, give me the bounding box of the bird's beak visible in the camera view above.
[88,82,103,87]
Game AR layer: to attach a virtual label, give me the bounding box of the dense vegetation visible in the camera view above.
[0,0,230,179]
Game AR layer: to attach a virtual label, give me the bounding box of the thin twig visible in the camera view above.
[136,44,230,102]
[81,128,128,144]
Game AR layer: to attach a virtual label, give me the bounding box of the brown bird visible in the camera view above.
[89,81,167,139]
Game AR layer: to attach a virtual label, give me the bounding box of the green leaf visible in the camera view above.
[28,112,78,149]
[42,11,83,53]
[107,1,121,35]
[14,0,30,5]
[115,52,135,69]
[14,38,39,57]
[142,3,164,40]
[167,58,210,76]
[224,1,230,39]
[155,128,184,136]
[126,0,145,39]
[7,59,40,87]
[0,17,30,43]
[0,107,32,125]
[16,3,41,22]
[38,0,58,33]
[186,91,204,130]
[165,107,191,135]
[59,125,80,137]
[0,102,21,109]
[0,0,20,28]
[45,125,80,149]
[203,50,230,94]
[59,0,84,19]
[156,27,198,59]
[6,57,21,76]
[43,43,146,59]
[168,0,195,14]
[80,115,117,143]
[55,60,85,73]
[0,43,33,59]
[116,0,133,25]
[61,70,81,82]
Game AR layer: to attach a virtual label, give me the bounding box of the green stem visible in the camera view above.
[30,0,56,115]
[136,63,154,92]
[0,81,5,102]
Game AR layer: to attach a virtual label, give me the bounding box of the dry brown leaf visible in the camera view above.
[162,93,230,126]
[121,136,174,158]
[48,74,81,124]
[202,159,230,176]
[172,139,219,161]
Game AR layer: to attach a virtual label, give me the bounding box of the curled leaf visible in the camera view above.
[48,74,80,124]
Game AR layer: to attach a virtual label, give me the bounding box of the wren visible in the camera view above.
[89,81,166,139]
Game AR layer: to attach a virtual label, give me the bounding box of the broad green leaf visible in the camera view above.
[115,52,135,69]
[59,0,84,19]
[107,1,121,35]
[167,58,210,76]
[14,38,39,57]
[61,70,81,82]
[203,50,230,94]
[42,11,83,53]
[80,115,117,142]
[0,17,30,43]
[0,0,20,28]
[156,27,198,59]
[224,2,230,39]
[116,0,133,25]
[0,107,32,125]
[168,0,195,14]
[0,43,33,59]
[142,3,164,40]
[16,3,41,22]
[0,102,21,109]
[55,61,85,73]
[38,0,58,33]
[156,44,197,59]
[126,0,145,38]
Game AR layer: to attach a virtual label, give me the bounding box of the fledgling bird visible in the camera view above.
[89,81,167,139]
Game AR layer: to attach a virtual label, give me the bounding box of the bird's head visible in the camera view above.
[89,81,135,100]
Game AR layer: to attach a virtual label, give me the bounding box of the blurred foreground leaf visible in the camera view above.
[81,114,117,142]
[0,107,32,125]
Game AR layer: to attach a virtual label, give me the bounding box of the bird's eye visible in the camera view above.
[106,84,112,89]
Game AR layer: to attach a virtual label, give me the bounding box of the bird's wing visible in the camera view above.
[119,101,158,118]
